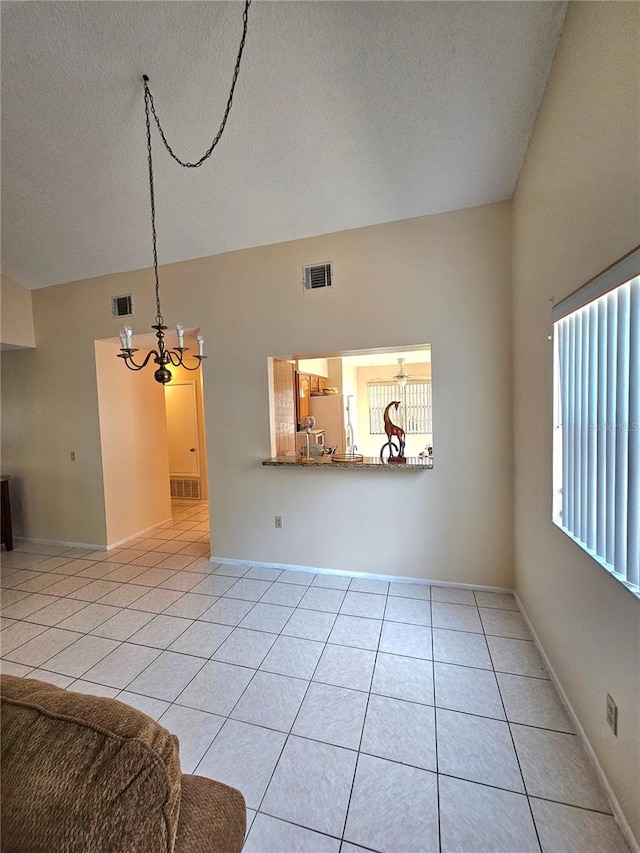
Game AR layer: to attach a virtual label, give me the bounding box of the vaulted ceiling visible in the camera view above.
[1,1,566,289]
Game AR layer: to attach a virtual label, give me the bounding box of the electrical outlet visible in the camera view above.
[274,515,283,529]
[606,694,618,735]
[70,451,76,462]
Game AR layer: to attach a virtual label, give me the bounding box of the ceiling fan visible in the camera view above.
[372,357,429,386]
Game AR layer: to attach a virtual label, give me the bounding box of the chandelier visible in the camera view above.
[118,0,251,383]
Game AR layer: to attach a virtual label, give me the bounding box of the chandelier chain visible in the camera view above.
[123,4,248,381]
[142,0,251,326]
[143,87,163,325]
[143,0,251,170]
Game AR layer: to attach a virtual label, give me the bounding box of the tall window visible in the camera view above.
[552,248,639,597]
[368,381,433,434]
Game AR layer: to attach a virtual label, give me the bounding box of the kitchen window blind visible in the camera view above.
[368,382,433,435]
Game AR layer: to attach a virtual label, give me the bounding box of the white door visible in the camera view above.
[165,383,199,477]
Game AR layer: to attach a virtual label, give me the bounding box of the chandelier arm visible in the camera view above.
[167,351,184,368]
[166,349,204,370]
[175,357,206,372]
[118,349,159,371]
[143,0,251,170]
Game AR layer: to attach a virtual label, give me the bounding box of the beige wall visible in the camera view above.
[205,202,513,585]
[95,340,172,546]
[0,313,107,547]
[512,2,640,843]
[0,274,35,349]
[326,358,343,392]
[0,201,514,586]
[0,268,162,546]
[297,358,329,377]
[342,361,359,450]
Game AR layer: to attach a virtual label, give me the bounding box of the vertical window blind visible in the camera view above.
[552,248,639,596]
[368,382,433,435]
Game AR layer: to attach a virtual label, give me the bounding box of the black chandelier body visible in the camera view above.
[118,0,251,384]
[117,321,205,385]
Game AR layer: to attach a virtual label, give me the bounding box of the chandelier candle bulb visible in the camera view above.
[124,324,133,349]
[176,324,184,349]
[197,334,204,357]
[119,330,128,349]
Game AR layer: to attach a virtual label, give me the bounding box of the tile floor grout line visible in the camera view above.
[43,633,136,684]
[55,600,130,633]
[50,533,205,683]
[431,590,443,853]
[525,793,617,818]
[115,581,273,700]
[240,605,342,840]
[4,624,573,732]
[125,612,204,657]
[2,596,85,627]
[43,634,142,690]
[11,569,96,594]
[111,638,204,702]
[249,810,346,849]
[3,572,92,600]
[5,592,523,621]
[2,632,575,734]
[336,586,391,847]
[486,614,544,853]
[3,569,522,615]
[1,601,123,663]
[170,584,287,723]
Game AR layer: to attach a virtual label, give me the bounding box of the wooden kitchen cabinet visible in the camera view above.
[297,371,331,422]
[296,372,311,424]
[273,360,297,456]
[309,375,328,395]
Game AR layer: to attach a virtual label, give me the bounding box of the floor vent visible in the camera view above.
[170,478,201,499]
[303,262,333,291]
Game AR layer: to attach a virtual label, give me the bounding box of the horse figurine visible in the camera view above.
[381,401,406,462]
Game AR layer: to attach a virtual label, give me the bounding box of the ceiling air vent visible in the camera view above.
[303,262,333,292]
[112,295,133,318]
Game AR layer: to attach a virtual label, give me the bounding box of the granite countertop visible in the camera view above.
[262,456,433,470]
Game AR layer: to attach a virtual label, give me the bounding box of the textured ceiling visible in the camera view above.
[1,1,566,289]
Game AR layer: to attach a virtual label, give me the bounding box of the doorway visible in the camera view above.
[94,335,209,549]
[164,367,208,503]
[166,383,199,475]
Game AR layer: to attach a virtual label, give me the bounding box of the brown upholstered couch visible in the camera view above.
[0,675,246,853]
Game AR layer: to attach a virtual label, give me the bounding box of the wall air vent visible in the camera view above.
[112,295,133,318]
[170,478,201,500]
[303,262,333,292]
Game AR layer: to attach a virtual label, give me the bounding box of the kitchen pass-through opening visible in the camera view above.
[267,345,433,460]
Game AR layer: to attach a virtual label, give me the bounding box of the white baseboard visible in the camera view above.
[209,554,513,594]
[514,593,639,853]
[16,516,174,553]
[106,517,174,551]
[15,536,105,551]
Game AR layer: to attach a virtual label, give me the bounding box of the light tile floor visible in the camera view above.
[0,501,630,853]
